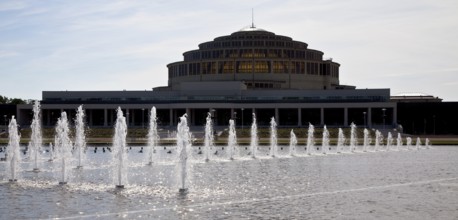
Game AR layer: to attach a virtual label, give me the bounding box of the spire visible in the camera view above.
[251,8,255,28]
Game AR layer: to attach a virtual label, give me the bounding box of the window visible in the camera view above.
[236,61,252,73]
[254,61,269,73]
[225,49,238,58]
[221,61,234,73]
[273,61,289,73]
[240,49,253,58]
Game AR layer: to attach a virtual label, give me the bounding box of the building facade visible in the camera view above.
[16,26,396,129]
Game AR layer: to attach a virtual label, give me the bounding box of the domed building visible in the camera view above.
[166,26,345,91]
[16,26,396,129]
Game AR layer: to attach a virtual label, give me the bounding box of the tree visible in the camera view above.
[0,95,27,104]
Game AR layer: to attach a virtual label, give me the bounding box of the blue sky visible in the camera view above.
[1,0,457,101]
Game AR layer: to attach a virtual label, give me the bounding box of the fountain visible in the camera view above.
[147,107,159,165]
[177,114,191,193]
[289,129,297,156]
[425,138,431,149]
[336,128,345,153]
[374,130,383,151]
[406,137,412,150]
[250,113,258,158]
[6,116,21,182]
[396,133,402,151]
[112,107,127,188]
[270,117,278,157]
[349,123,357,152]
[363,128,371,152]
[54,112,72,185]
[322,125,330,154]
[416,137,421,150]
[306,123,315,155]
[74,105,86,169]
[203,112,214,162]
[228,119,237,160]
[30,100,42,172]
[386,132,393,151]
[48,142,54,162]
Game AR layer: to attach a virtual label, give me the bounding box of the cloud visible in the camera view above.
[0,1,28,11]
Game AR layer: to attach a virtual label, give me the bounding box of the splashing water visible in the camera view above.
[289,129,297,156]
[74,105,86,168]
[270,117,277,157]
[112,107,127,188]
[349,123,357,152]
[375,130,383,151]
[250,113,258,158]
[306,123,315,155]
[204,112,214,162]
[425,138,431,149]
[416,137,421,150]
[396,133,402,151]
[55,112,72,185]
[30,100,42,172]
[322,125,330,154]
[147,107,159,165]
[406,137,412,150]
[228,119,238,160]
[363,128,371,152]
[337,128,345,153]
[48,142,54,161]
[386,132,393,151]
[177,114,191,193]
[6,116,21,182]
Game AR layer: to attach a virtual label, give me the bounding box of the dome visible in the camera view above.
[237,26,268,32]
[167,26,341,91]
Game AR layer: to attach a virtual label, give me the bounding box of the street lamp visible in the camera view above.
[363,111,366,128]
[382,108,386,130]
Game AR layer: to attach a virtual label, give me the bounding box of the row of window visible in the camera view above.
[216,34,290,41]
[168,61,339,78]
[184,49,321,61]
[200,39,307,49]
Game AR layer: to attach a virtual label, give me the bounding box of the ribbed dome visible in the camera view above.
[238,26,267,32]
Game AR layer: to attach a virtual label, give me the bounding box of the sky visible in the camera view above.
[1,0,458,101]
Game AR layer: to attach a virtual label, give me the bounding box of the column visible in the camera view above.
[392,107,397,127]
[344,108,348,127]
[320,108,324,126]
[230,108,235,119]
[104,109,108,127]
[126,109,130,126]
[368,108,372,128]
[298,108,302,126]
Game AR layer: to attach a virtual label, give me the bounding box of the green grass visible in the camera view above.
[1,127,458,145]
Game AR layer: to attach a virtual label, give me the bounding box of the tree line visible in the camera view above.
[0,95,28,104]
